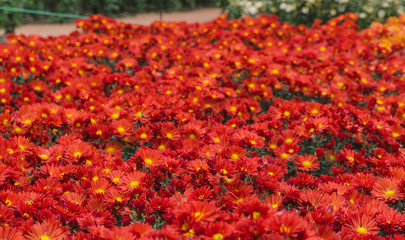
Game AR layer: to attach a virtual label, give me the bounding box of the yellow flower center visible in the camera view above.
[302,161,312,167]
[231,153,239,160]
[385,189,396,197]
[111,113,119,119]
[136,112,143,118]
[357,227,367,234]
[140,133,147,139]
[194,211,204,221]
[212,233,224,240]
[95,189,104,194]
[39,236,51,240]
[280,226,291,234]
[129,181,140,188]
[144,158,153,165]
[117,127,125,133]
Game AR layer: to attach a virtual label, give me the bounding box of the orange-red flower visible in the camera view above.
[371,178,404,202]
[138,148,162,166]
[25,221,68,240]
[161,124,181,141]
[0,225,23,240]
[64,140,92,163]
[111,119,133,137]
[295,154,319,171]
[343,214,379,237]
[268,212,311,238]
[120,171,147,192]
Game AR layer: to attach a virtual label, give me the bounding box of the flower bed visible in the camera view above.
[0,13,404,239]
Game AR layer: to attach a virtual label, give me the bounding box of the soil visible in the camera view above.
[3,8,222,37]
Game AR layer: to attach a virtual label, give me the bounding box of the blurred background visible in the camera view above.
[0,0,220,37]
[0,0,404,37]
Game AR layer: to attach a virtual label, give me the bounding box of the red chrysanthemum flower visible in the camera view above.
[0,225,23,240]
[179,200,221,223]
[104,141,123,155]
[64,140,92,163]
[295,154,319,171]
[268,211,310,238]
[371,178,404,202]
[344,214,379,237]
[111,119,133,137]
[134,125,153,142]
[119,171,147,192]
[202,221,235,240]
[161,124,181,141]
[25,221,68,240]
[138,148,163,166]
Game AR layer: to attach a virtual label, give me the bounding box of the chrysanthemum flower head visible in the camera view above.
[371,177,404,202]
[25,221,68,240]
[343,213,379,237]
[295,154,319,171]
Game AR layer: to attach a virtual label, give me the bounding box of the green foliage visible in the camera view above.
[221,0,405,28]
[0,0,24,34]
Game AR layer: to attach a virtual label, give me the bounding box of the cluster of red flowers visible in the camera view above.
[0,12,404,239]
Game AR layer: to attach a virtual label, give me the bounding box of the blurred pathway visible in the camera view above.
[11,8,222,37]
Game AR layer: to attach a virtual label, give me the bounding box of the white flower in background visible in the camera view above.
[284,4,294,13]
[363,6,374,14]
[255,1,264,9]
[382,2,389,8]
[377,9,386,18]
[227,0,403,20]
[338,5,346,13]
[247,6,259,15]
